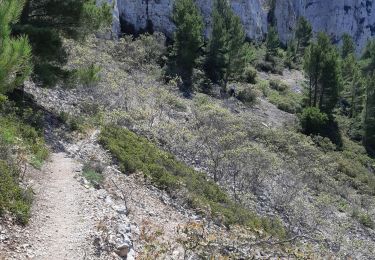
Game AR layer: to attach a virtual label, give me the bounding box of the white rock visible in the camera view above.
[111,0,375,53]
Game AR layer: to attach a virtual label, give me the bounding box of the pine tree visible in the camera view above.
[266,26,279,58]
[341,33,355,59]
[303,33,341,114]
[319,48,341,114]
[205,0,246,89]
[364,74,375,155]
[361,40,375,154]
[13,0,111,86]
[0,0,32,94]
[342,54,365,118]
[171,0,204,88]
[295,16,312,55]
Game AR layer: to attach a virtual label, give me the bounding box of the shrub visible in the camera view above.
[82,164,104,188]
[192,69,213,94]
[269,79,289,92]
[0,160,32,225]
[353,209,375,229]
[74,64,101,88]
[268,90,301,113]
[256,60,274,73]
[256,80,270,97]
[100,126,286,237]
[300,107,329,135]
[237,87,258,106]
[242,66,257,84]
[359,213,374,229]
[312,135,336,152]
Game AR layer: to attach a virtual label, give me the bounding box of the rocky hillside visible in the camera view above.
[9,35,373,259]
[108,0,375,52]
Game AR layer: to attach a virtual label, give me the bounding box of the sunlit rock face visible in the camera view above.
[114,0,375,52]
[275,0,375,53]
[116,0,267,39]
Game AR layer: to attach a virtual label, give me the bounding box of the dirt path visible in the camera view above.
[17,153,96,259]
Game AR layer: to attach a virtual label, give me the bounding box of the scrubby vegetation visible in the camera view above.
[2,0,375,257]
[100,126,286,237]
[0,95,48,224]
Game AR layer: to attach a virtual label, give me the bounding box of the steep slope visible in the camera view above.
[18,35,375,258]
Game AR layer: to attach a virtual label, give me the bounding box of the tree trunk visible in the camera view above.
[20,0,31,24]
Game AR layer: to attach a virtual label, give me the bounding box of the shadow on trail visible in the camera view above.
[8,88,71,153]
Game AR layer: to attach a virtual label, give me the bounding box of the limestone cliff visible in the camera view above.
[275,0,375,52]
[113,0,375,52]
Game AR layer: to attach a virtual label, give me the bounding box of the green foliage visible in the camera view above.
[300,107,329,135]
[311,135,336,152]
[256,80,271,97]
[266,26,279,58]
[361,40,375,74]
[192,69,213,94]
[352,209,374,229]
[0,0,32,94]
[0,100,48,224]
[269,79,289,92]
[304,33,341,115]
[237,87,258,106]
[241,66,257,84]
[364,74,375,155]
[205,0,246,88]
[341,33,355,59]
[284,40,298,69]
[74,64,101,88]
[13,0,111,86]
[59,111,86,132]
[171,0,204,89]
[295,17,312,56]
[361,42,375,155]
[100,126,286,237]
[268,89,302,114]
[114,33,166,70]
[0,160,32,224]
[0,116,48,162]
[82,164,103,188]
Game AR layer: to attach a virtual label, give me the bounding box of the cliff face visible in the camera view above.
[116,0,267,39]
[114,0,375,52]
[275,0,375,52]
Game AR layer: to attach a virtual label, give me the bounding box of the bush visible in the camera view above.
[82,164,104,188]
[359,213,374,229]
[312,135,336,152]
[113,33,166,69]
[74,64,101,88]
[300,107,329,135]
[268,90,301,113]
[100,126,286,237]
[192,69,213,94]
[242,66,257,84]
[353,209,375,229]
[269,79,289,92]
[237,87,258,106]
[0,159,32,224]
[256,80,270,97]
[255,60,274,73]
